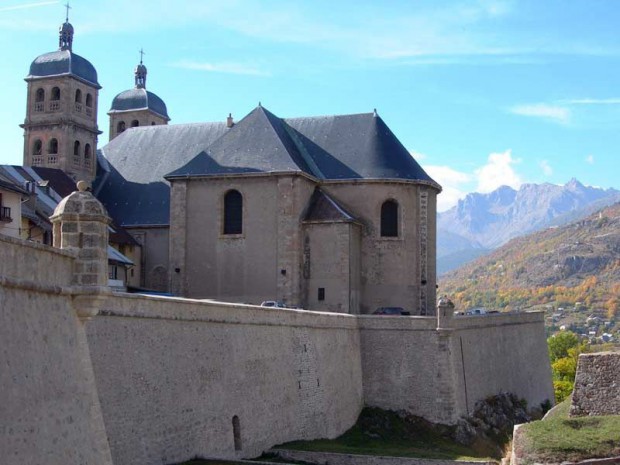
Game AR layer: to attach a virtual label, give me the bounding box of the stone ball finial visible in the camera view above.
[438,295,455,309]
[77,180,90,192]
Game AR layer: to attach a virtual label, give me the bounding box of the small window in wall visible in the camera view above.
[35,88,45,102]
[318,288,325,301]
[85,93,93,108]
[380,200,398,237]
[75,89,82,103]
[232,415,242,451]
[131,120,139,127]
[33,139,42,155]
[151,121,156,125]
[73,140,80,156]
[51,87,60,101]
[84,144,92,158]
[48,138,58,154]
[117,121,126,133]
[223,190,243,235]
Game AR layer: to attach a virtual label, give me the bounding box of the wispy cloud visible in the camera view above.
[561,98,620,105]
[0,1,57,13]
[509,103,571,124]
[539,160,553,176]
[422,164,472,212]
[169,60,270,77]
[475,150,522,193]
[585,154,595,164]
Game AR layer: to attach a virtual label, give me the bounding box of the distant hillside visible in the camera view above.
[437,179,620,274]
[439,202,620,314]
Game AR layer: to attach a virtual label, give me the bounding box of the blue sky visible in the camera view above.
[1,0,619,210]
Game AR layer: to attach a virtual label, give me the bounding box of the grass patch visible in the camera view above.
[272,408,498,461]
[519,401,620,463]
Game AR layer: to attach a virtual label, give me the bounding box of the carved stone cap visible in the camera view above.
[50,180,110,223]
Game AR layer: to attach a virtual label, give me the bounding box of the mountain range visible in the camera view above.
[437,179,620,274]
[439,201,620,313]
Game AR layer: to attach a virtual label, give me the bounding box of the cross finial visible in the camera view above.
[64,1,71,22]
[139,48,145,64]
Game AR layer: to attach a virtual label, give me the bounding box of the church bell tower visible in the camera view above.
[21,6,102,181]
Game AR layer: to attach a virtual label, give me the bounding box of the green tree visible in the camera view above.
[547,331,579,362]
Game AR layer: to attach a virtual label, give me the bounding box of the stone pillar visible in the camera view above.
[50,180,111,319]
[437,295,455,329]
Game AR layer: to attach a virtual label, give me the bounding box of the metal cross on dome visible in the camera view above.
[139,48,145,64]
[64,1,71,21]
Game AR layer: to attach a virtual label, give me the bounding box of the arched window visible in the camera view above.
[33,139,42,155]
[380,199,398,237]
[75,89,82,103]
[48,138,58,154]
[117,121,126,133]
[131,120,139,127]
[85,93,93,107]
[84,143,92,158]
[51,87,60,101]
[73,140,80,156]
[35,88,45,102]
[151,121,156,125]
[224,190,243,235]
[232,416,242,451]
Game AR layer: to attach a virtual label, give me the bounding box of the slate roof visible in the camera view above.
[167,106,438,187]
[303,189,358,223]
[27,50,100,88]
[109,88,170,120]
[98,106,439,227]
[95,122,228,226]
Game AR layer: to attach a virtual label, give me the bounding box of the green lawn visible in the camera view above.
[517,400,620,463]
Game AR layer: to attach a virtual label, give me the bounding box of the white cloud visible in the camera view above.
[423,165,472,212]
[561,98,620,105]
[475,150,522,193]
[539,159,553,176]
[585,154,595,164]
[169,60,270,77]
[410,150,426,161]
[0,1,57,13]
[509,104,571,124]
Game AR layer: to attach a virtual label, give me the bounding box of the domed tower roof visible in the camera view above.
[109,55,169,120]
[26,13,100,88]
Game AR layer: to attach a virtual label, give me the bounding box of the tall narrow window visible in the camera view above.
[35,88,45,102]
[381,200,398,237]
[131,120,139,127]
[84,144,92,158]
[73,140,80,156]
[51,87,60,101]
[117,121,126,133]
[232,416,242,451]
[224,190,242,235]
[48,138,58,154]
[85,93,93,107]
[32,139,42,155]
[75,89,82,103]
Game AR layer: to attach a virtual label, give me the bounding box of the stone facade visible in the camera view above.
[22,75,100,182]
[570,351,620,417]
[169,176,439,315]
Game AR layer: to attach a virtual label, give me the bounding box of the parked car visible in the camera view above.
[466,308,488,315]
[260,301,286,308]
[373,307,409,316]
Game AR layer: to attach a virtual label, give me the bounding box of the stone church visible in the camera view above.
[21,15,441,315]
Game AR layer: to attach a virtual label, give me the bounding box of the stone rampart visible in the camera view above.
[570,351,620,417]
[0,236,113,465]
[86,294,364,464]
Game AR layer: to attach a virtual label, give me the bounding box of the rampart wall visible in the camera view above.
[86,294,363,464]
[1,230,554,465]
[0,234,113,465]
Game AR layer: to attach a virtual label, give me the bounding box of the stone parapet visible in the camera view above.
[570,351,620,417]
